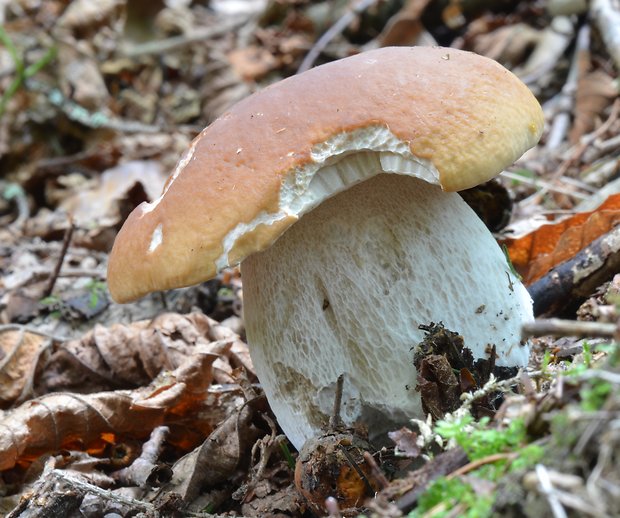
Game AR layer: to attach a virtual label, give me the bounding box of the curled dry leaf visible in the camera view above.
[570,70,618,143]
[227,46,280,81]
[158,397,262,504]
[0,336,240,471]
[0,329,53,408]
[377,0,432,47]
[57,0,124,31]
[37,312,250,395]
[60,160,167,228]
[501,193,620,285]
[388,427,421,459]
[472,23,541,67]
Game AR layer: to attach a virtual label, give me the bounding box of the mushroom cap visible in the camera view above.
[107,46,544,303]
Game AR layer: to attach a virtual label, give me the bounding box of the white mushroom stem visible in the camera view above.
[241,173,532,450]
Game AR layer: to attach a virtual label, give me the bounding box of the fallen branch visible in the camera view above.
[591,0,620,72]
[528,225,620,316]
[43,216,74,298]
[297,0,377,73]
[522,318,618,339]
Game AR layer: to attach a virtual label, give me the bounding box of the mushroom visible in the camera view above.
[108,46,544,450]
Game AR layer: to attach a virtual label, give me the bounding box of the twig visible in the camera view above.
[6,267,106,291]
[26,79,162,133]
[553,98,620,179]
[447,452,517,479]
[112,426,170,487]
[329,373,345,430]
[544,23,586,151]
[0,324,67,342]
[363,451,389,490]
[500,171,589,199]
[535,464,569,518]
[337,443,376,496]
[52,470,156,512]
[2,182,30,230]
[297,0,378,73]
[122,16,249,57]
[522,319,618,339]
[591,0,620,72]
[43,216,74,298]
[325,496,343,517]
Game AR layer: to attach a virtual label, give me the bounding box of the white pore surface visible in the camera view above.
[242,173,533,450]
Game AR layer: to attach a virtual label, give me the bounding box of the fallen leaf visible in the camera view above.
[570,70,618,143]
[60,160,167,227]
[0,328,52,408]
[388,427,421,458]
[227,46,279,81]
[36,312,243,394]
[377,0,431,47]
[158,398,261,503]
[472,23,541,67]
[241,485,303,517]
[0,340,238,471]
[501,193,620,285]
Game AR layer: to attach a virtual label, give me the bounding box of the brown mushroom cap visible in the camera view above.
[108,46,543,303]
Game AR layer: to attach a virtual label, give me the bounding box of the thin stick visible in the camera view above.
[447,452,517,479]
[297,0,377,74]
[553,98,620,180]
[522,319,618,339]
[363,451,389,490]
[122,17,249,57]
[535,464,569,518]
[329,374,345,430]
[43,216,74,298]
[337,443,376,496]
[500,171,589,199]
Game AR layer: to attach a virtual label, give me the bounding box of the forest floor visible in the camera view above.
[1,0,620,516]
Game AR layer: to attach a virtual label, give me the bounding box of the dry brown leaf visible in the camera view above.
[241,485,303,517]
[227,46,279,81]
[0,329,51,408]
[472,23,541,66]
[36,312,247,394]
[0,347,221,471]
[60,160,167,227]
[501,193,620,285]
[57,0,124,30]
[570,69,618,143]
[377,0,431,47]
[388,427,420,458]
[158,396,262,504]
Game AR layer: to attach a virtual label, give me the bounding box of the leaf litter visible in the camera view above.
[1,0,620,516]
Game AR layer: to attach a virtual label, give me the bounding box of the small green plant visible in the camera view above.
[85,280,107,309]
[408,414,544,517]
[39,294,62,319]
[508,168,536,188]
[0,27,57,117]
[501,244,522,281]
[540,349,552,373]
[279,440,296,470]
[435,415,529,461]
[410,476,494,518]
[580,377,612,412]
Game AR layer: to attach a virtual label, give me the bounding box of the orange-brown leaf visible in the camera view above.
[501,193,620,285]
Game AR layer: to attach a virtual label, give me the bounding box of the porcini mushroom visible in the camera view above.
[108,46,544,450]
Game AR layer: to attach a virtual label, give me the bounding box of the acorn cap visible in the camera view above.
[107,46,544,303]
